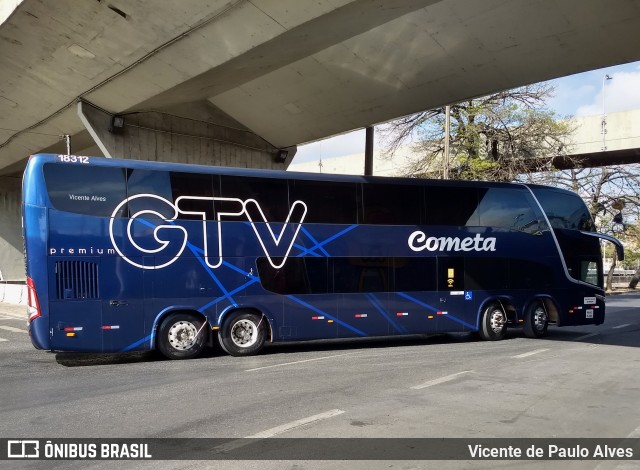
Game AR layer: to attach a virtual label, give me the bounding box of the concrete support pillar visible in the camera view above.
[364,126,374,176]
[0,176,24,281]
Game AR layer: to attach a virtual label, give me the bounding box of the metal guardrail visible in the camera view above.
[0,282,27,305]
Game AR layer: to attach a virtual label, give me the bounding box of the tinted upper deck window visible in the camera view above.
[425,186,479,226]
[220,175,290,222]
[474,188,542,233]
[44,163,127,216]
[362,184,424,225]
[289,180,358,224]
[532,189,595,231]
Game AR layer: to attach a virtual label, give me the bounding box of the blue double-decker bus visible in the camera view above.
[22,154,623,359]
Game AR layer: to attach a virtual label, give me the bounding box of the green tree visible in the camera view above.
[380,83,574,181]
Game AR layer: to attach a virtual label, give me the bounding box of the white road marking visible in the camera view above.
[0,311,26,320]
[247,409,345,438]
[573,332,598,341]
[0,338,8,342]
[626,423,640,438]
[245,353,352,372]
[612,323,632,329]
[410,371,473,390]
[594,423,640,470]
[512,348,549,359]
[0,325,27,333]
[214,409,345,453]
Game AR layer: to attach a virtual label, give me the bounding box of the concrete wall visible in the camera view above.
[0,176,24,281]
[78,101,295,168]
[288,151,401,176]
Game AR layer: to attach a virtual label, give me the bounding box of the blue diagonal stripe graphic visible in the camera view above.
[366,293,407,334]
[300,227,331,257]
[396,292,476,330]
[295,225,358,257]
[287,295,367,337]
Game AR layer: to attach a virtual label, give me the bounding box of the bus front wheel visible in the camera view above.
[218,311,266,357]
[523,301,549,338]
[157,313,207,360]
[479,303,507,341]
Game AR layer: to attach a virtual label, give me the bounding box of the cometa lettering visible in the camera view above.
[408,231,497,252]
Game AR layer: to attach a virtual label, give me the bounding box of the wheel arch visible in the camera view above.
[524,295,559,325]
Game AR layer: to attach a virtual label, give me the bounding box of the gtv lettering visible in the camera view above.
[408,231,497,252]
[108,194,307,270]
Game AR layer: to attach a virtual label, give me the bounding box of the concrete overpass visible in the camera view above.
[2,0,640,280]
[289,108,640,175]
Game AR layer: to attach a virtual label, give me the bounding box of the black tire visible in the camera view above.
[157,313,207,360]
[523,300,549,338]
[218,311,266,357]
[478,302,507,341]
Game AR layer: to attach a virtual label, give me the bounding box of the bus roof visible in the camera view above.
[28,153,539,191]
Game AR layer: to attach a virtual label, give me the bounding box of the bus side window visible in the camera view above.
[220,175,290,222]
[126,169,173,217]
[170,172,215,220]
[289,180,358,225]
[362,184,424,225]
[475,188,541,234]
[256,257,329,295]
[425,187,479,226]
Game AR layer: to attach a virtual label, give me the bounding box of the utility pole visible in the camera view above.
[602,74,612,151]
[443,105,451,179]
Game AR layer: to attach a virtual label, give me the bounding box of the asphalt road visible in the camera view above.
[1,293,639,470]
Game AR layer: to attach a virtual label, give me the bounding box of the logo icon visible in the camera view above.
[7,440,39,458]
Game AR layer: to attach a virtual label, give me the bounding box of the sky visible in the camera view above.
[293,61,640,165]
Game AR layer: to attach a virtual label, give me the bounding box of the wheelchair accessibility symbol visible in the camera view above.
[464,291,473,301]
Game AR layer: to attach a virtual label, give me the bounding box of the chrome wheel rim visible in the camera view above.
[230,319,258,348]
[489,309,506,334]
[533,306,547,332]
[168,320,198,351]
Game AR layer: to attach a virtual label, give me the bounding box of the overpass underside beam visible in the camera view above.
[523,148,640,172]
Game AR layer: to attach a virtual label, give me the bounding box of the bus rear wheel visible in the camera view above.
[157,313,206,360]
[479,303,507,341]
[218,311,266,357]
[523,301,549,338]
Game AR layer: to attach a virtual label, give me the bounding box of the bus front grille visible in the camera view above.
[54,261,99,300]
